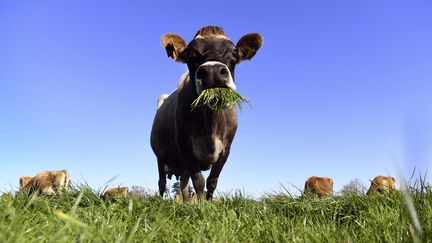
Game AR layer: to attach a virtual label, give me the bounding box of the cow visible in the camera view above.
[303,176,334,197]
[19,176,33,189]
[367,175,396,195]
[150,26,263,202]
[175,191,198,204]
[22,170,71,195]
[103,187,129,200]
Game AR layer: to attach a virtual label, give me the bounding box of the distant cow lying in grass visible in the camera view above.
[304,176,334,197]
[151,25,263,202]
[175,192,198,204]
[103,187,129,200]
[367,176,396,195]
[21,170,71,195]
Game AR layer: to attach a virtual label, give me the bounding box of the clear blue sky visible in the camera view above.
[1,1,431,196]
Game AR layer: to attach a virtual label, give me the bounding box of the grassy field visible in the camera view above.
[1,185,431,242]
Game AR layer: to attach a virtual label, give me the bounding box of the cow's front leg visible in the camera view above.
[180,172,190,203]
[206,153,229,200]
[191,171,205,200]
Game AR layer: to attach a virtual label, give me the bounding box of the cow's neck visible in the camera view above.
[200,108,226,135]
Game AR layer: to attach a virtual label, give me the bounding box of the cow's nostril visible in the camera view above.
[196,68,207,80]
[219,67,229,77]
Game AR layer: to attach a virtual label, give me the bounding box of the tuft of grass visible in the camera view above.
[191,88,250,111]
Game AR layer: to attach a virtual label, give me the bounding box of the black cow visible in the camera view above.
[150,26,262,201]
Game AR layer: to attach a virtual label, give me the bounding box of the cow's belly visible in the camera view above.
[191,136,224,166]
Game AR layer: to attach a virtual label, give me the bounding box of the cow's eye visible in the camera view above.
[228,57,237,67]
[187,49,201,60]
[232,51,240,64]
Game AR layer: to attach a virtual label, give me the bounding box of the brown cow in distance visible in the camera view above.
[304,176,334,197]
[103,187,129,200]
[367,176,396,195]
[151,26,263,202]
[22,170,71,195]
[175,192,198,204]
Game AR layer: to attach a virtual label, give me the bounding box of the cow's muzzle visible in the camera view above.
[194,61,236,95]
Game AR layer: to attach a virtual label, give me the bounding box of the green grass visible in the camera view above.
[191,88,250,111]
[1,187,431,242]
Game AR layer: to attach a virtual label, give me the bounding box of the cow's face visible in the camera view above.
[162,26,263,95]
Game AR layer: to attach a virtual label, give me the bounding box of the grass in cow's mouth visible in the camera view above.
[191,88,250,111]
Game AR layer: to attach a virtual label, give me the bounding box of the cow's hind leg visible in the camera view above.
[158,161,167,197]
[180,172,190,203]
[191,171,205,200]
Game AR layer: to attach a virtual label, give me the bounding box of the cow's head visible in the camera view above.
[162,26,263,94]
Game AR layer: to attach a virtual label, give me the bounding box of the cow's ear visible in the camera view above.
[236,33,263,63]
[161,33,188,63]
